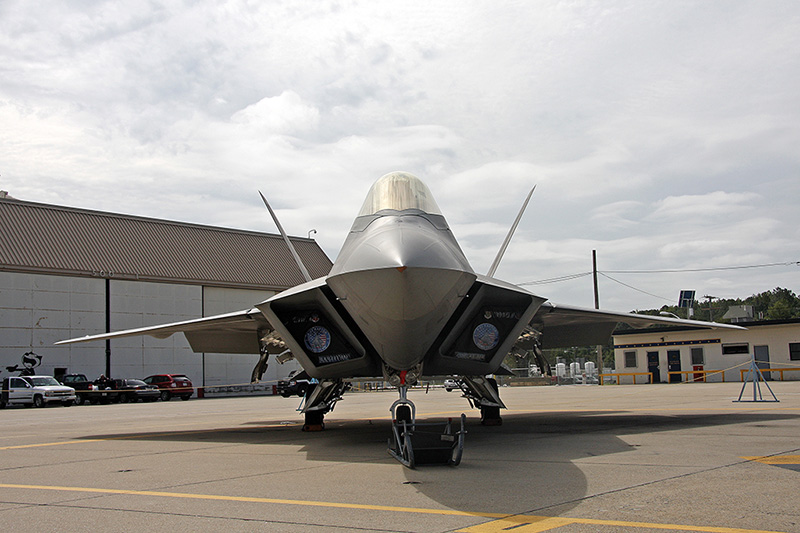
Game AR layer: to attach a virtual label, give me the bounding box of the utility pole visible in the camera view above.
[592,250,600,310]
[703,295,716,322]
[593,250,603,384]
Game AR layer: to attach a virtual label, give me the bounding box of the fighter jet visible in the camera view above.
[58,171,742,465]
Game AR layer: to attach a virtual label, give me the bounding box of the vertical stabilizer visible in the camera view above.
[259,191,313,282]
[486,186,535,278]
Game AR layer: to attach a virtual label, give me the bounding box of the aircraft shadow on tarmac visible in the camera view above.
[77,410,797,515]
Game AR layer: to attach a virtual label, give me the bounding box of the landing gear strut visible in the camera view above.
[298,379,349,432]
[458,376,505,426]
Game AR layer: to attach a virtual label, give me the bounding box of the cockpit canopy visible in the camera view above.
[357,171,442,216]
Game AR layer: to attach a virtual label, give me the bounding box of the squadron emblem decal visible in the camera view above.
[304,326,331,353]
[472,323,500,351]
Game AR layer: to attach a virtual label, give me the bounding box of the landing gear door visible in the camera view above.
[258,282,378,379]
[425,279,545,376]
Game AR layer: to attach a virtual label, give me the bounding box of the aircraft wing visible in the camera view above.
[56,307,276,354]
[529,302,746,349]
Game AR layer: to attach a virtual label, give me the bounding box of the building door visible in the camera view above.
[647,351,660,383]
[667,350,682,383]
[754,345,771,381]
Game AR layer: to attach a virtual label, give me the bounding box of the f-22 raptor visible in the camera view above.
[59,172,741,466]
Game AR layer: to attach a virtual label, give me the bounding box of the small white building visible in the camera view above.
[612,319,800,384]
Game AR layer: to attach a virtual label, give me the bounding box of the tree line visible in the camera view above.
[631,287,800,322]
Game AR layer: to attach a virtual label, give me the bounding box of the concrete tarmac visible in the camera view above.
[1,381,799,532]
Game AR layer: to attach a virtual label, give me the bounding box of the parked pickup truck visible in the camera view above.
[60,373,118,405]
[1,375,76,408]
[277,371,311,397]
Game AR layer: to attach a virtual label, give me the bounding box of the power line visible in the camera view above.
[604,261,799,274]
[599,272,674,303]
[518,272,592,286]
[517,260,798,286]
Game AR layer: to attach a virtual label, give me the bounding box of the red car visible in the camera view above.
[142,374,194,401]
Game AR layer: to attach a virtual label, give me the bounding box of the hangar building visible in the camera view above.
[612,319,800,384]
[0,195,333,392]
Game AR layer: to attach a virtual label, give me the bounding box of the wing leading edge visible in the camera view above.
[56,307,275,354]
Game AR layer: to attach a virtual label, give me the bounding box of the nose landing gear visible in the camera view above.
[387,384,466,468]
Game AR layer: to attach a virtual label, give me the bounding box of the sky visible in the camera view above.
[1,0,798,313]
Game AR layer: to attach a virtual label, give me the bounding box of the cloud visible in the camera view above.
[648,191,761,221]
[1,0,798,311]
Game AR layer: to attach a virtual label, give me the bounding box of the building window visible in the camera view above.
[691,347,704,365]
[790,343,800,361]
[722,343,749,355]
[624,351,637,368]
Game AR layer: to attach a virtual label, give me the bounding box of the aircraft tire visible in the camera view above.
[395,405,412,423]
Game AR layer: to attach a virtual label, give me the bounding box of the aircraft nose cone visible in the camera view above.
[328,266,476,370]
[327,215,476,369]
[330,215,473,275]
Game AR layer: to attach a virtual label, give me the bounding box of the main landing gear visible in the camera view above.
[456,376,505,426]
[299,379,349,431]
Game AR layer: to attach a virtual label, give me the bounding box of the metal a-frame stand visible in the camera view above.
[734,354,779,403]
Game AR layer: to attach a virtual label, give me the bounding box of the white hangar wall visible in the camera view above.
[0,271,301,388]
[1,271,105,375]
[612,321,800,384]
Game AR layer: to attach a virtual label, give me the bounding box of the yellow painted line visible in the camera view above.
[460,515,788,533]
[459,515,575,532]
[0,483,506,519]
[0,483,789,533]
[742,455,800,465]
[0,438,108,450]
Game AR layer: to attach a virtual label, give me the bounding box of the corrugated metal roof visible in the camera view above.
[0,198,333,290]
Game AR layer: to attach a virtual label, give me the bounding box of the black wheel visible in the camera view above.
[296,384,308,397]
[33,395,45,408]
[302,410,325,431]
[395,405,412,423]
[75,395,85,406]
[480,405,502,426]
[180,394,190,401]
[160,390,171,401]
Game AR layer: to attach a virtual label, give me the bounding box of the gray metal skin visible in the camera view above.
[256,204,545,383]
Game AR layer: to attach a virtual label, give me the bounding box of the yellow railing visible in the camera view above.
[739,367,800,381]
[600,372,653,385]
[666,369,727,383]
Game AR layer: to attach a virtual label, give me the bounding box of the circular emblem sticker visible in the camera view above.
[304,326,331,354]
[472,323,500,351]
